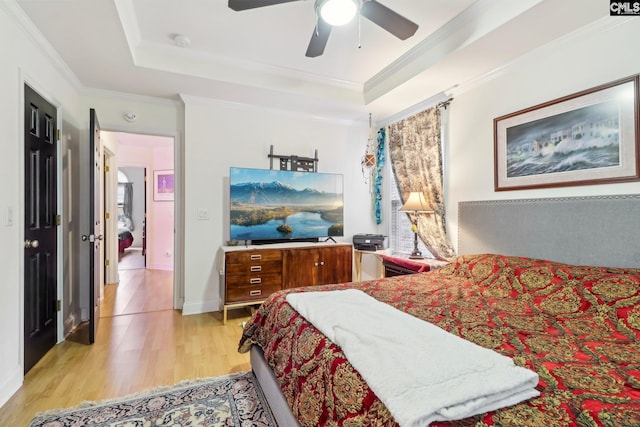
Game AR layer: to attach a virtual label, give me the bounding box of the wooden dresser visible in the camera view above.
[220,242,352,323]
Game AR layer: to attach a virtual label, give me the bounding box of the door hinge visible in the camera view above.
[105,165,109,172]
[56,215,61,226]
[105,259,110,267]
[56,299,61,311]
[56,129,60,141]
[105,212,110,220]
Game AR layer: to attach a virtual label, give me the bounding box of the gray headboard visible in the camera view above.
[458,194,640,268]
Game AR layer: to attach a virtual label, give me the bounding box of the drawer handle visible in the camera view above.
[250,290,262,297]
[250,278,262,284]
[250,265,262,272]
[250,254,262,260]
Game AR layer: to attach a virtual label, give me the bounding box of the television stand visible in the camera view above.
[323,236,337,243]
[220,242,352,324]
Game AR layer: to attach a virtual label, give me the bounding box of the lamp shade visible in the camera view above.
[399,191,433,213]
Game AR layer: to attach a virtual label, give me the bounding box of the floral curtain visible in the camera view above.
[388,106,455,259]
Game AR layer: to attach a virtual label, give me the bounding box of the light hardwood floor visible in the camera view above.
[0,268,252,427]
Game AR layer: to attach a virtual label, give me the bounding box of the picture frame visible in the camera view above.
[494,74,640,191]
[153,170,174,201]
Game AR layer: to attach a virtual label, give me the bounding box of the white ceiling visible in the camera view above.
[14,0,609,123]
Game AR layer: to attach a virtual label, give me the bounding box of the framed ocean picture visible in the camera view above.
[494,74,640,191]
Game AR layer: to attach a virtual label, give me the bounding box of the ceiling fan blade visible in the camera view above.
[360,0,418,40]
[228,0,301,11]
[305,19,332,58]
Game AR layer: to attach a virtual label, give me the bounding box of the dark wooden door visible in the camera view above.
[24,84,58,373]
[88,109,102,343]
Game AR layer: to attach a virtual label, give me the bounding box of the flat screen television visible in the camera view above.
[229,167,344,243]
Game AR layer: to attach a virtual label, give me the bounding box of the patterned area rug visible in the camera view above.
[30,371,276,427]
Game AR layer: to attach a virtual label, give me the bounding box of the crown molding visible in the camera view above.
[81,86,179,107]
[363,0,543,104]
[179,93,367,127]
[114,1,363,104]
[446,15,635,99]
[1,0,83,92]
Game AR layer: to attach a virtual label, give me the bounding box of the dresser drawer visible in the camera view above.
[225,273,282,288]
[225,260,282,276]
[226,283,282,303]
[225,249,282,264]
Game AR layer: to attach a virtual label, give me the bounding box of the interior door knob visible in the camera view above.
[24,239,39,248]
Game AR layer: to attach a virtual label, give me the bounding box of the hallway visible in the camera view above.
[102,268,173,317]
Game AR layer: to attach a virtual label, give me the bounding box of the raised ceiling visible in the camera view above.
[13,0,609,122]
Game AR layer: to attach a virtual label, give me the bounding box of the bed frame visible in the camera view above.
[252,193,640,425]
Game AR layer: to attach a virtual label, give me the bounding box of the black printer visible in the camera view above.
[352,234,388,251]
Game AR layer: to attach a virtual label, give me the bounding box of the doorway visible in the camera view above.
[117,166,146,271]
[102,131,175,318]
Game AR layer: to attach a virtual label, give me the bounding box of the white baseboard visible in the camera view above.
[149,262,173,271]
[0,366,23,409]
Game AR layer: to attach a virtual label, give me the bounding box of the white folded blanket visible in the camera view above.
[286,289,539,427]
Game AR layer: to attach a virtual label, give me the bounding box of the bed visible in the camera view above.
[238,194,640,426]
[118,230,134,253]
[118,214,134,253]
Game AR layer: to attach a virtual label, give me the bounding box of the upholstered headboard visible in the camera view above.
[458,194,640,268]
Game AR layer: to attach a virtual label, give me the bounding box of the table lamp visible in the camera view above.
[399,191,433,259]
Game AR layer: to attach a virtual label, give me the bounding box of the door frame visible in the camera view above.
[102,129,179,309]
[104,147,119,286]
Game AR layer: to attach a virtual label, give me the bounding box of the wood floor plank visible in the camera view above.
[0,268,251,427]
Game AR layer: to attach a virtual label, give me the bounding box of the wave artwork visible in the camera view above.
[505,101,621,178]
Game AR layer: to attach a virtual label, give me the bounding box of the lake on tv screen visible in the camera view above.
[231,211,336,240]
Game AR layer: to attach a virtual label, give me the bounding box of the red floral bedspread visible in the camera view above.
[238,254,640,426]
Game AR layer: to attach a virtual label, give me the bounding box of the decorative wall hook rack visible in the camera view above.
[268,145,319,172]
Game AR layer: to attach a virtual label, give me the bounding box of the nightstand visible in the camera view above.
[380,254,448,277]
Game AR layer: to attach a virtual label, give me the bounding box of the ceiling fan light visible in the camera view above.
[319,0,357,26]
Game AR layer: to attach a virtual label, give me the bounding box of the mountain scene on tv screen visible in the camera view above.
[230,180,344,240]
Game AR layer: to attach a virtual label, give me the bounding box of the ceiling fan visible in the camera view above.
[228,0,419,57]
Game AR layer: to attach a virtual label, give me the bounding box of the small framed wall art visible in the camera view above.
[153,169,174,201]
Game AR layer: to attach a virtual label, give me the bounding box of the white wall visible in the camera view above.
[180,96,378,314]
[152,145,175,270]
[446,18,640,251]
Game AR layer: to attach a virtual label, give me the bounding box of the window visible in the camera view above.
[117,170,128,207]
[389,172,432,257]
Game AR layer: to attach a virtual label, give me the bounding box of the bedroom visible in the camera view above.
[0,0,639,424]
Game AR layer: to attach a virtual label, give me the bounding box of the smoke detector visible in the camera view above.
[123,112,137,122]
[172,34,191,48]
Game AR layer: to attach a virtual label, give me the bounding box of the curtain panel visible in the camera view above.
[123,182,134,230]
[388,107,455,259]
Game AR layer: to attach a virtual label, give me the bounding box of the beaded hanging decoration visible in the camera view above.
[373,128,385,224]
